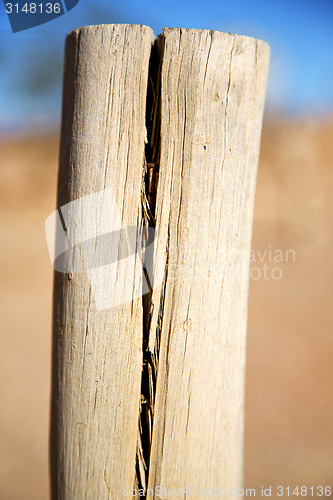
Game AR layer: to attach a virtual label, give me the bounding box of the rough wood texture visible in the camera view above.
[51,24,270,500]
[145,29,270,495]
[50,24,155,499]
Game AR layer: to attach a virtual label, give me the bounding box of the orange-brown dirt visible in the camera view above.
[0,121,332,499]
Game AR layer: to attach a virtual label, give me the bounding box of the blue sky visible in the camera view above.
[0,0,332,131]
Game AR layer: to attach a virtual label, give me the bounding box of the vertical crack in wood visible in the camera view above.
[135,36,164,496]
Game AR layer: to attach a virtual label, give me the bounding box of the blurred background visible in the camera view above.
[0,1,332,498]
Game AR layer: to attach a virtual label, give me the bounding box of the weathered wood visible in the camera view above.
[50,24,155,499]
[51,23,269,500]
[145,28,270,495]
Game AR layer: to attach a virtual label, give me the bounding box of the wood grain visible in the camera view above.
[51,24,269,499]
[50,24,154,499]
[145,28,270,495]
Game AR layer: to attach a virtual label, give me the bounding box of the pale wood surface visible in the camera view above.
[145,28,270,496]
[51,24,154,499]
[51,24,269,500]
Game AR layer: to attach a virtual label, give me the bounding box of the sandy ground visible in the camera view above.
[245,121,333,494]
[0,121,332,499]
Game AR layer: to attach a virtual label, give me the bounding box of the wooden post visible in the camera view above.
[50,24,155,499]
[51,24,269,499]
[145,29,269,495]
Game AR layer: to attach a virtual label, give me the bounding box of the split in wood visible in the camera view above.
[137,37,163,493]
[51,24,270,500]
